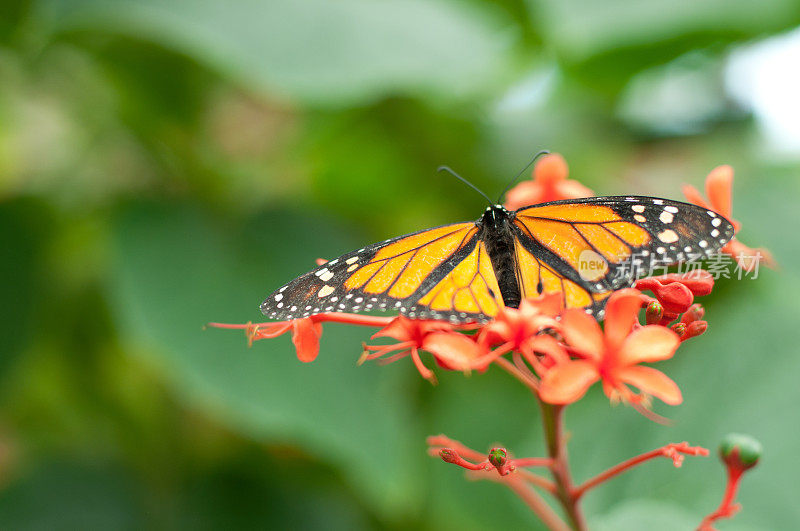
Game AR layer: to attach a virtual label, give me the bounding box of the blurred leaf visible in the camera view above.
[43,0,515,106]
[175,449,377,531]
[594,499,698,531]
[0,198,51,377]
[531,0,800,94]
[0,460,145,530]
[107,201,423,521]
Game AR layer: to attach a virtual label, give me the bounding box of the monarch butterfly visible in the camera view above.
[260,193,735,323]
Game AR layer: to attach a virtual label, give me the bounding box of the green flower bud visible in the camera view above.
[488,447,508,468]
[645,301,663,325]
[719,433,762,470]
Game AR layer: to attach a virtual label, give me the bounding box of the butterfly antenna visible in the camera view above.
[437,166,494,206]
[496,150,550,203]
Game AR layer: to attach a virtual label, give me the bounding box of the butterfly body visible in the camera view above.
[261,196,734,323]
[476,205,523,309]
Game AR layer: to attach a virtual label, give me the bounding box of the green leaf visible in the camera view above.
[0,460,145,530]
[531,0,800,94]
[0,198,52,378]
[107,201,423,520]
[43,0,514,106]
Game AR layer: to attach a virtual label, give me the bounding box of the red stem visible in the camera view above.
[573,442,708,499]
[208,312,394,331]
[540,403,587,531]
[698,468,743,530]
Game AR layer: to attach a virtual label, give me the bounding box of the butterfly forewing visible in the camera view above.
[513,196,735,297]
[260,222,498,322]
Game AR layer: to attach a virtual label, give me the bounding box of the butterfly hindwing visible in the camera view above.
[403,239,505,321]
[511,233,613,317]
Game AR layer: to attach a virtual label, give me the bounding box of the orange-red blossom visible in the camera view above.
[539,289,682,406]
[504,152,593,210]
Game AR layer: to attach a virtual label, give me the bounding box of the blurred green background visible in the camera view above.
[2,0,799,529]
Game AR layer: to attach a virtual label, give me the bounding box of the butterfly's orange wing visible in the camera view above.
[261,222,505,322]
[512,234,613,315]
[511,196,735,316]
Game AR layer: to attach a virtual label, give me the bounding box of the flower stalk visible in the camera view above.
[539,403,587,531]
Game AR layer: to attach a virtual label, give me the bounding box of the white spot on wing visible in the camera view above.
[318,285,335,297]
[658,229,679,243]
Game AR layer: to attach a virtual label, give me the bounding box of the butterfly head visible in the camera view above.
[480,204,512,229]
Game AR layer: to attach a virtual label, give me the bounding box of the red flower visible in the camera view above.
[539,289,682,406]
[683,165,775,272]
[362,316,484,382]
[213,318,324,362]
[504,153,594,210]
[478,294,566,370]
[208,313,393,364]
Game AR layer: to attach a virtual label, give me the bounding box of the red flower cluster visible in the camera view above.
[635,270,714,341]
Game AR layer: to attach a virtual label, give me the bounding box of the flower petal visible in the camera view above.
[520,293,563,318]
[617,326,680,366]
[423,332,484,371]
[555,179,594,199]
[617,365,683,405]
[539,361,599,404]
[560,309,603,361]
[705,165,734,220]
[505,181,545,210]
[292,318,323,362]
[534,153,569,184]
[529,334,570,364]
[723,238,777,273]
[371,316,412,341]
[681,184,711,210]
[603,288,644,352]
